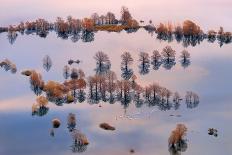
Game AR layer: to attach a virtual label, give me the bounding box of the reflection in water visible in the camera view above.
[19,50,199,118]
[185,91,200,109]
[43,55,52,72]
[168,124,188,155]
[1,7,231,47]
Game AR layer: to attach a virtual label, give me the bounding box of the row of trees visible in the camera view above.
[153,20,232,47]
[22,60,199,117]
[3,16,231,46]
[92,48,190,81]
[3,6,140,44]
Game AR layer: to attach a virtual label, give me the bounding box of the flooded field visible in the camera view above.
[0,1,232,155]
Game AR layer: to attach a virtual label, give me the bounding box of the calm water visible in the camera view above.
[1,1,232,155]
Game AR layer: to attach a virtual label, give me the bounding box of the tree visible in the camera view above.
[149,83,161,101]
[105,71,117,99]
[151,50,162,70]
[121,6,132,25]
[138,52,150,75]
[183,20,202,36]
[121,52,134,79]
[162,46,176,63]
[106,12,116,24]
[30,71,44,95]
[94,51,111,74]
[168,124,188,154]
[91,13,99,25]
[81,18,94,31]
[36,96,48,108]
[180,49,190,68]
[99,15,106,25]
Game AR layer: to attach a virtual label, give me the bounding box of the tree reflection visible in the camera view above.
[43,55,52,72]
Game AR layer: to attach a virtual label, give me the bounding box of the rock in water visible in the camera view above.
[52,118,61,128]
[99,123,115,131]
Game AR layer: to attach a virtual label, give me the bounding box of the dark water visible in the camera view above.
[1,1,232,155]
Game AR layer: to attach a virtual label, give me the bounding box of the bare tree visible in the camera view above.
[121,6,132,25]
[180,49,190,68]
[151,50,162,70]
[138,52,150,75]
[94,51,111,74]
[121,52,134,79]
[106,12,116,24]
[91,13,99,25]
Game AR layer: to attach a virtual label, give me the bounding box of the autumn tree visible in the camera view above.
[81,18,94,32]
[183,20,203,36]
[30,70,44,95]
[169,124,188,154]
[105,71,117,101]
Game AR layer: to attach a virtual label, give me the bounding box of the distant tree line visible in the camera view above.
[1,7,231,46]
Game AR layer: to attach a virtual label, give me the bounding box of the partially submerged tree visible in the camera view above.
[169,124,188,155]
[185,91,199,108]
[180,49,190,68]
[29,70,44,95]
[151,50,162,70]
[121,52,134,80]
[162,46,176,70]
[138,52,150,75]
[94,51,111,75]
